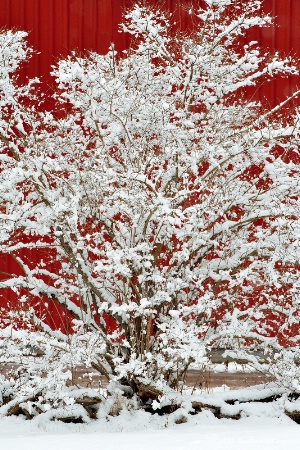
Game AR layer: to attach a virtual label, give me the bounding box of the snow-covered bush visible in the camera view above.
[0,325,105,420]
[1,0,300,411]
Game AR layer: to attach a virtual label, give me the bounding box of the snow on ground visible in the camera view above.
[0,382,297,450]
[0,399,300,450]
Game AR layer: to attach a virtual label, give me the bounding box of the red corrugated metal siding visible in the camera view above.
[256,0,300,103]
[0,1,299,97]
[0,0,300,329]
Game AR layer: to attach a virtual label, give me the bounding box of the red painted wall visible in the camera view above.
[0,1,299,100]
[0,0,300,330]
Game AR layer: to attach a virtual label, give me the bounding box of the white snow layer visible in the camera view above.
[0,401,299,450]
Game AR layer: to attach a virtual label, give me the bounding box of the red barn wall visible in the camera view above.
[0,0,300,330]
[0,0,299,99]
